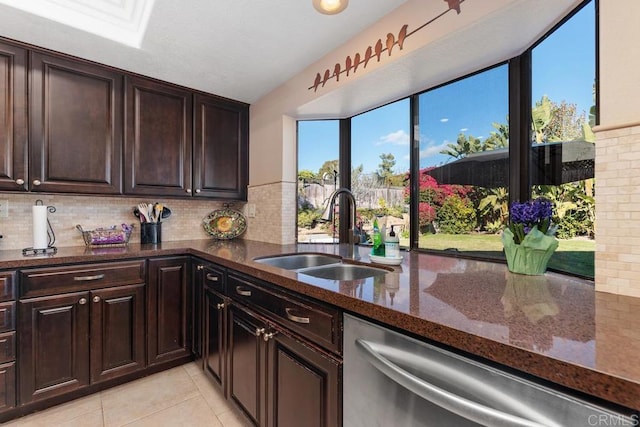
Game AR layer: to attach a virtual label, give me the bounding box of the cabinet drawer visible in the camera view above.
[202,265,225,291]
[0,332,15,363]
[20,260,146,298]
[0,303,14,333]
[228,273,341,353]
[0,273,15,302]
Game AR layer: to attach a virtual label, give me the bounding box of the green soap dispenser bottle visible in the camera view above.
[372,218,384,256]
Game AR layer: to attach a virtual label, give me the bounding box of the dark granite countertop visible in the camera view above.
[2,239,639,410]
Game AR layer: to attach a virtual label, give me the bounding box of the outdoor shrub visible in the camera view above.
[418,202,436,232]
[297,209,321,229]
[555,213,593,239]
[436,195,477,234]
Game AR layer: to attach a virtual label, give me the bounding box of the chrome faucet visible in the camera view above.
[321,188,360,256]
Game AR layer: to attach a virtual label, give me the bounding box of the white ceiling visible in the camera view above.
[0,0,407,104]
[0,0,583,118]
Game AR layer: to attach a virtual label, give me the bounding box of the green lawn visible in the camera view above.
[401,233,595,278]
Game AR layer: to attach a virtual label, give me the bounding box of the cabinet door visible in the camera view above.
[266,331,341,427]
[228,304,265,426]
[193,93,248,200]
[0,42,27,191]
[29,52,123,194]
[18,292,90,404]
[125,76,192,197]
[0,362,15,412]
[203,286,226,391]
[90,284,146,383]
[147,257,191,365]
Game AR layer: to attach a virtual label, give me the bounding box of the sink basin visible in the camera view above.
[299,263,388,280]
[254,253,341,270]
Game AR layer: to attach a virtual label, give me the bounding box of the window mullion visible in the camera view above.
[338,118,352,243]
[508,52,532,205]
[409,94,420,250]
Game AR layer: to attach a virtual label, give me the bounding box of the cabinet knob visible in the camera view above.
[79,298,87,305]
[197,265,204,271]
[93,296,101,303]
[216,303,225,310]
[195,189,201,193]
[186,188,192,194]
[15,178,24,185]
[33,179,41,186]
[263,332,277,342]
[255,327,265,337]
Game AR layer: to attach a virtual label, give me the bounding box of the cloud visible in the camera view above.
[460,127,468,132]
[419,139,450,159]
[376,130,410,146]
[440,118,449,123]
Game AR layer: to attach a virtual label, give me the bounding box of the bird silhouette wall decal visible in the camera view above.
[309,0,466,92]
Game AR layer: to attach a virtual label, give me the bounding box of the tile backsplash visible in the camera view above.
[0,194,242,250]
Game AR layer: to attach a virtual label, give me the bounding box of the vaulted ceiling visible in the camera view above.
[0,0,407,103]
[0,0,582,118]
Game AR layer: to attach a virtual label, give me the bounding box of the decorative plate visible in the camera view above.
[203,208,247,240]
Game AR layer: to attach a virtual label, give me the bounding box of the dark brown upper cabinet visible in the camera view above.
[194,94,248,200]
[0,42,27,192]
[125,76,193,197]
[29,52,123,194]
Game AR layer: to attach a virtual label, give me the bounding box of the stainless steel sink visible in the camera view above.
[254,253,341,270]
[299,263,388,280]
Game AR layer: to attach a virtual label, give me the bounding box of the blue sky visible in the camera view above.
[299,2,594,177]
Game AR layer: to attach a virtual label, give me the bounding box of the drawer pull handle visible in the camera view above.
[285,308,310,324]
[216,303,225,310]
[206,274,219,282]
[255,327,265,337]
[74,274,105,282]
[236,286,251,297]
[78,298,87,305]
[263,332,277,342]
[93,296,101,303]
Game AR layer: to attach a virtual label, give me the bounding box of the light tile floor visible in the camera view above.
[3,362,251,427]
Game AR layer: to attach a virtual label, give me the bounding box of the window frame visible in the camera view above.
[300,0,597,278]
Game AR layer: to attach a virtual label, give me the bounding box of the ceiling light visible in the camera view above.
[312,0,349,15]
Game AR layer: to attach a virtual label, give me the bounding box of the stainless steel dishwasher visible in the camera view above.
[344,314,637,427]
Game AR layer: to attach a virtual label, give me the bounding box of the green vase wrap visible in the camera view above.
[502,226,559,275]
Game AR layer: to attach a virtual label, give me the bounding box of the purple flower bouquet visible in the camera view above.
[501,198,559,275]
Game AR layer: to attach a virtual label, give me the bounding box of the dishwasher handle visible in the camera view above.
[355,339,553,427]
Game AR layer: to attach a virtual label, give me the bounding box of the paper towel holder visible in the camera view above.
[23,199,58,256]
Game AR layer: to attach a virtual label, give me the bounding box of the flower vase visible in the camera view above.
[502,226,559,275]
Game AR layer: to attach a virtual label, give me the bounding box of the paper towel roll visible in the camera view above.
[32,205,49,249]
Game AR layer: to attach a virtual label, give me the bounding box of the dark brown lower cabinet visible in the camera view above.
[228,303,264,426]
[203,285,227,391]
[226,302,341,427]
[18,285,145,404]
[0,362,15,412]
[267,332,340,427]
[90,284,146,383]
[147,257,191,365]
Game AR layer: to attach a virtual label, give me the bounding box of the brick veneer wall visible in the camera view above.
[595,122,640,297]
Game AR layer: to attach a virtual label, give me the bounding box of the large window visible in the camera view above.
[531,1,596,277]
[297,120,340,243]
[351,99,410,247]
[296,1,596,278]
[417,65,509,254]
